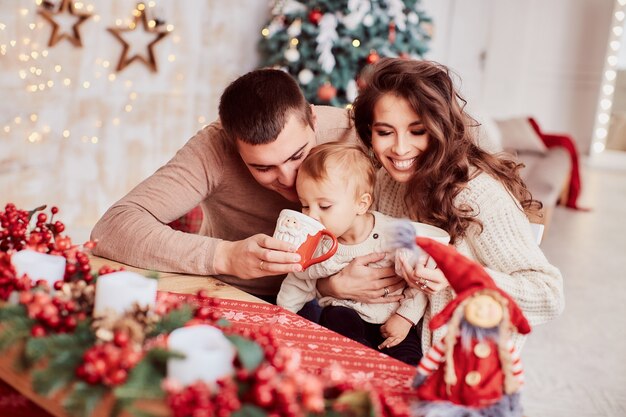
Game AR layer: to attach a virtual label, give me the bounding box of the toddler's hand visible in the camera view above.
[378,313,413,349]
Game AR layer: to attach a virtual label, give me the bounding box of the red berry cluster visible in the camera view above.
[58,249,93,283]
[20,288,85,336]
[241,363,326,416]
[228,326,327,417]
[0,252,31,300]
[0,204,98,299]
[165,378,241,417]
[227,325,282,367]
[0,204,64,253]
[191,290,222,323]
[155,292,184,316]
[76,331,143,386]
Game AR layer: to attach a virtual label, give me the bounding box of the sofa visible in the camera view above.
[475,114,572,235]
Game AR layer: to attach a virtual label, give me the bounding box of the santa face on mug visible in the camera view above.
[274,215,307,247]
[273,209,339,270]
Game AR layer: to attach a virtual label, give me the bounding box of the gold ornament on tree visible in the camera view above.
[37,0,93,47]
[107,2,172,73]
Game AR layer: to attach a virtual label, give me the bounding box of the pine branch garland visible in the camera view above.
[63,381,107,417]
[145,346,184,363]
[32,350,83,395]
[110,398,133,417]
[25,321,94,365]
[127,406,162,417]
[149,305,193,337]
[0,303,27,321]
[0,316,33,352]
[113,350,168,401]
[226,334,264,371]
[231,404,268,417]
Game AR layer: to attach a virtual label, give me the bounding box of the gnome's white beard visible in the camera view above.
[275,228,307,248]
[459,318,500,352]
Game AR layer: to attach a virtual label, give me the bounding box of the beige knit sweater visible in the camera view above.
[374,169,564,353]
[91,106,356,296]
[277,211,428,325]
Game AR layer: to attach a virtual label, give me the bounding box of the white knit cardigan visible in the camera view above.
[374,169,564,353]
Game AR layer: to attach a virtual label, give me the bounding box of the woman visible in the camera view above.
[351,58,564,352]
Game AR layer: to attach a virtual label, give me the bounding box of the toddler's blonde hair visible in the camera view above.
[298,142,376,202]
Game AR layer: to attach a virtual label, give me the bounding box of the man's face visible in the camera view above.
[237,112,316,202]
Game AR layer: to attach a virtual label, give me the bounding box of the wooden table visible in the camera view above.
[89,256,267,304]
[0,256,267,417]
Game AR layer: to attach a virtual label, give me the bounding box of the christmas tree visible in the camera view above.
[258,0,433,107]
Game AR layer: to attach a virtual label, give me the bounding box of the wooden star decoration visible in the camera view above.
[37,0,92,48]
[107,3,171,73]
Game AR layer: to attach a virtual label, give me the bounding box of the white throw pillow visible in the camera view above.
[495,117,548,154]
[466,105,503,154]
[474,114,504,154]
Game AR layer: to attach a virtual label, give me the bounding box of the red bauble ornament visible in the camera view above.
[317,83,337,102]
[388,22,396,44]
[308,9,323,25]
[367,51,380,64]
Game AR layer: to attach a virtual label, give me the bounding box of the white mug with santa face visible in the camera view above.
[273,209,338,270]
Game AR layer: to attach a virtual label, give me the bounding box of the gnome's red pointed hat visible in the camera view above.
[415,237,531,335]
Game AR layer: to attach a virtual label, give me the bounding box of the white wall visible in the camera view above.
[0,0,269,236]
[0,0,615,234]
[424,0,613,153]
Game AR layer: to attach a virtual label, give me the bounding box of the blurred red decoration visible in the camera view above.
[367,51,380,64]
[317,83,337,102]
[388,22,396,44]
[308,9,323,25]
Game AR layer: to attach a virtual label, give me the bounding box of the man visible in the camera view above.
[91,68,403,303]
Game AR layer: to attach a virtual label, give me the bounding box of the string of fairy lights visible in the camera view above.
[591,0,626,155]
[0,1,221,148]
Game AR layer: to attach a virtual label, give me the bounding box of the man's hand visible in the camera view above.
[317,252,405,303]
[214,234,302,279]
[378,313,413,349]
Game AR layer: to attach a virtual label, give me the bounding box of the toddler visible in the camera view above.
[277,142,427,365]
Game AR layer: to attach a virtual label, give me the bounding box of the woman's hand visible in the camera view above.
[214,234,302,279]
[317,252,406,303]
[398,257,449,296]
[379,313,413,349]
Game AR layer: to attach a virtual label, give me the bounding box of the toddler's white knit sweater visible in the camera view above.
[277,211,428,325]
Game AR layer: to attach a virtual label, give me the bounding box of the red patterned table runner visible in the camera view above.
[0,294,419,416]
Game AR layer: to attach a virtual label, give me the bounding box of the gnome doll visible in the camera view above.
[411,237,530,417]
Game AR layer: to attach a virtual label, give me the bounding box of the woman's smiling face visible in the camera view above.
[371,93,430,183]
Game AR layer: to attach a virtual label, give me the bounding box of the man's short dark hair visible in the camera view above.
[218,69,313,145]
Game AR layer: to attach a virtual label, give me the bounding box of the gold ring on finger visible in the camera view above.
[259,260,265,270]
[383,286,390,298]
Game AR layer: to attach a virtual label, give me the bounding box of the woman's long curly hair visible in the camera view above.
[352,58,541,244]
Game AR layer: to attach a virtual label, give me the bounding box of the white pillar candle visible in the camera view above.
[93,271,157,316]
[167,325,236,386]
[11,249,66,286]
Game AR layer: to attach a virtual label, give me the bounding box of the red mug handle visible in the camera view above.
[301,230,338,269]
